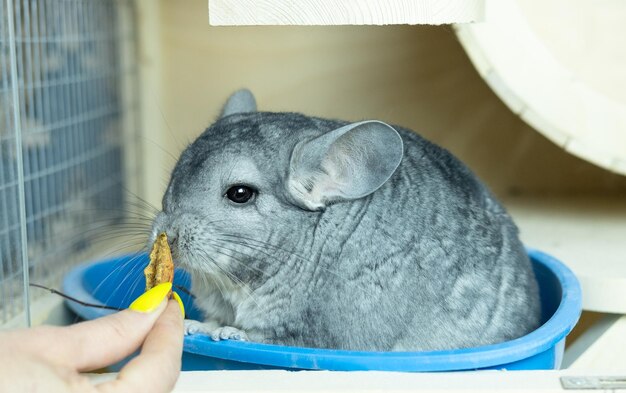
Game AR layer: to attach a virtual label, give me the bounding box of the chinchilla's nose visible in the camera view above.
[151,212,177,247]
[167,231,178,248]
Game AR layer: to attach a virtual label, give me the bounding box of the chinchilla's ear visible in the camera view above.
[287,120,403,210]
[221,89,257,118]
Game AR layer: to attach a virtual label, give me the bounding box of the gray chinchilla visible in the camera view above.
[151,89,541,351]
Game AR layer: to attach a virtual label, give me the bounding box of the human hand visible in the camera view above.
[0,282,184,393]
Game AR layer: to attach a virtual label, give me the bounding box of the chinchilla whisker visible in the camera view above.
[125,272,147,308]
[97,221,151,228]
[196,218,231,226]
[206,242,273,278]
[122,195,160,209]
[72,226,150,236]
[218,233,314,263]
[200,249,265,309]
[48,221,150,241]
[89,231,151,240]
[35,231,147,259]
[214,237,294,262]
[90,230,151,238]
[197,249,261,308]
[205,272,227,302]
[198,249,243,290]
[207,279,226,303]
[120,187,160,214]
[195,251,228,301]
[79,221,152,231]
[207,247,270,296]
[67,205,156,218]
[92,245,148,280]
[86,263,137,309]
[217,237,373,297]
[92,239,148,254]
[82,215,155,225]
[98,252,151,303]
[217,235,330,271]
[58,212,152,223]
[53,232,148,251]
[99,241,149,262]
[223,270,261,309]
[84,228,150,237]
[213,237,312,276]
[63,203,157,219]
[61,224,152,235]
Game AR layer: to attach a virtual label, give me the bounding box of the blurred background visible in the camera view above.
[1,0,625,365]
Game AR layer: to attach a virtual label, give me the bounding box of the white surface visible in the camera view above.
[505,195,626,313]
[0,293,70,330]
[87,369,624,392]
[563,314,621,369]
[455,0,626,176]
[208,0,485,25]
[568,315,626,371]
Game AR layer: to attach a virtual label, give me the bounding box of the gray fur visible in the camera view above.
[152,90,541,351]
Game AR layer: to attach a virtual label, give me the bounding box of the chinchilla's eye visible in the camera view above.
[225,185,256,204]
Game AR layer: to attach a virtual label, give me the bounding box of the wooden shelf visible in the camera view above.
[505,195,626,313]
[88,369,624,392]
[208,0,484,25]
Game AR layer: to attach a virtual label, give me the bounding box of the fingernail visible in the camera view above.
[129,282,172,313]
[172,291,185,318]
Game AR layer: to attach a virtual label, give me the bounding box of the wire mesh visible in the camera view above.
[0,0,139,325]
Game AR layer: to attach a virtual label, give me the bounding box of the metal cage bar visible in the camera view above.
[0,0,139,326]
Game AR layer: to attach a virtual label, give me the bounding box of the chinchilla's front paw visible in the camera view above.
[183,320,248,341]
[209,326,249,341]
[184,319,218,336]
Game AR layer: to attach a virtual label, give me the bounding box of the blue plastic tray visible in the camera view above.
[62,249,581,371]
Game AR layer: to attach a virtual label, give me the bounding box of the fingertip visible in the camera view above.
[129,282,172,313]
[172,292,185,319]
[103,299,184,392]
[65,301,167,371]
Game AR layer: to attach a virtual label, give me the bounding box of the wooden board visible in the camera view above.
[455,0,626,176]
[568,315,626,371]
[209,0,485,25]
[506,195,626,314]
[89,369,624,391]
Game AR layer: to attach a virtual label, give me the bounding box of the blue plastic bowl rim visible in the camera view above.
[63,248,582,371]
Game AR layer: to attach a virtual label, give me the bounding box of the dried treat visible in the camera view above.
[144,232,174,293]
